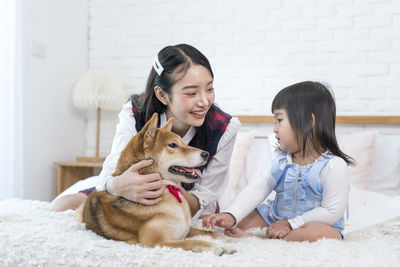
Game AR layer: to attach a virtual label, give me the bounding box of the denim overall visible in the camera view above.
[257,151,345,233]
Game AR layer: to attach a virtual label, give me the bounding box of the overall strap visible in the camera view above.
[270,151,289,184]
[306,153,334,195]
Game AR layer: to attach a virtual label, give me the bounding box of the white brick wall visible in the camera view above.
[86,0,400,156]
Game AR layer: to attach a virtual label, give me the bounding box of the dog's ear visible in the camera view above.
[144,113,159,149]
[161,117,174,132]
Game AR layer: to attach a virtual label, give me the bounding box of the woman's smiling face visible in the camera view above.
[164,64,215,137]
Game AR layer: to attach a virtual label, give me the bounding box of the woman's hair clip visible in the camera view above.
[153,55,164,76]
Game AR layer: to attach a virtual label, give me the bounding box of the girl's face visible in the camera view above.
[273,109,299,154]
[164,64,215,136]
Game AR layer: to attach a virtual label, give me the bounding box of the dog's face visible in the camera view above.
[138,113,209,184]
[153,128,208,184]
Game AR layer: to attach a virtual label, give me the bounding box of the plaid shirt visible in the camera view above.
[131,95,232,191]
[130,95,159,129]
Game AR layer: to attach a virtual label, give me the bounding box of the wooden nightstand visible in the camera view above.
[53,161,103,195]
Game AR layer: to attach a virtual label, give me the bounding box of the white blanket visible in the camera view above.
[1,188,400,266]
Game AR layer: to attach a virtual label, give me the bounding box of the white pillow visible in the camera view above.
[219,131,256,209]
[221,132,276,208]
[338,132,377,190]
[345,186,400,234]
[369,134,400,196]
[237,133,277,189]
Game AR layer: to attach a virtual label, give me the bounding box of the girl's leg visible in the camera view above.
[225,209,268,238]
[283,222,341,242]
[50,193,87,211]
[237,209,268,230]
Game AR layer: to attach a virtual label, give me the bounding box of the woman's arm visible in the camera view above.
[96,101,137,190]
[180,188,200,216]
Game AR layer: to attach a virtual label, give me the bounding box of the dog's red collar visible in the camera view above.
[167,185,182,203]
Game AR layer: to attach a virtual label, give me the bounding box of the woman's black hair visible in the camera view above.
[271,81,355,165]
[137,44,214,151]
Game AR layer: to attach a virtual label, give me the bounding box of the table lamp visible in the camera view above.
[73,71,126,162]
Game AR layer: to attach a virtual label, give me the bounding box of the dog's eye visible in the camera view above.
[168,143,178,148]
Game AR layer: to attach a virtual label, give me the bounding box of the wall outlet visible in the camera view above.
[31,41,47,59]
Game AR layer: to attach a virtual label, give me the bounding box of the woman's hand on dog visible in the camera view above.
[106,159,164,205]
[202,212,236,229]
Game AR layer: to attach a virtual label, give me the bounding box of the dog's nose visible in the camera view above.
[201,151,209,160]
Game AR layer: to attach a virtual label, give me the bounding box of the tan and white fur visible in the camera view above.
[76,113,234,255]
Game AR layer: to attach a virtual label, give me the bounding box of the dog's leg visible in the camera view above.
[152,239,234,256]
[136,227,214,253]
[187,227,237,246]
[161,239,234,255]
[187,227,220,239]
[137,225,234,255]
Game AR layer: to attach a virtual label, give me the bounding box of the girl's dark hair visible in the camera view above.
[137,44,214,151]
[271,81,354,165]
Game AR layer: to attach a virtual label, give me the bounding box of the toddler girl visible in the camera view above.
[203,81,354,241]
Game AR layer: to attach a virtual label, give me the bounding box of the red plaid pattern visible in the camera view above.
[189,105,231,156]
[78,187,96,196]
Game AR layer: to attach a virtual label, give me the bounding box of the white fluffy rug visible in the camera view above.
[0,198,399,267]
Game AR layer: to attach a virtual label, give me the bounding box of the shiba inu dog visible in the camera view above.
[76,113,234,255]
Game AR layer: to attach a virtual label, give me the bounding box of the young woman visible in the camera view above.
[51,44,240,219]
[203,81,354,241]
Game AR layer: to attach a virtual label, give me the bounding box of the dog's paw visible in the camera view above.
[219,235,236,243]
[212,245,236,256]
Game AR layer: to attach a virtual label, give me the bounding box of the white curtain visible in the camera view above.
[0,0,23,200]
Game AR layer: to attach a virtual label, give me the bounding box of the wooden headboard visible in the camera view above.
[234,115,400,125]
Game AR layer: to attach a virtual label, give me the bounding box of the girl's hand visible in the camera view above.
[106,159,164,205]
[224,227,252,238]
[202,212,236,229]
[267,220,292,239]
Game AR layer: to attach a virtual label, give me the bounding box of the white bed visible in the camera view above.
[1,190,399,266]
[1,116,400,266]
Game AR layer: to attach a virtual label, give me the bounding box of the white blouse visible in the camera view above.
[95,101,241,219]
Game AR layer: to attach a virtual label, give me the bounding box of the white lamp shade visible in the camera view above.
[73,71,126,111]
